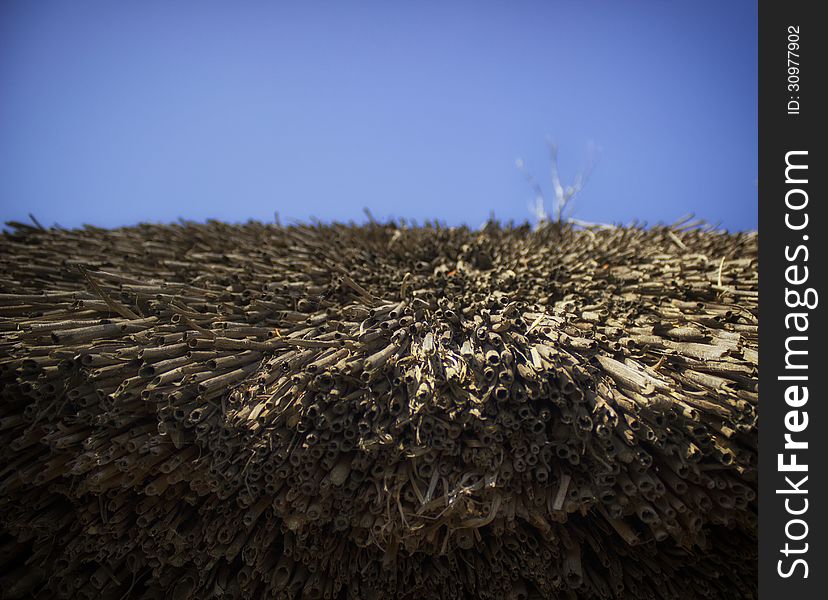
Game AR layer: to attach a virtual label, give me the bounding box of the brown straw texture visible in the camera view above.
[0,219,757,599]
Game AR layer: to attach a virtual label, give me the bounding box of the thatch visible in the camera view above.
[0,220,757,599]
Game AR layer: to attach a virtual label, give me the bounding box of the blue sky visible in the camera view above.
[0,0,757,230]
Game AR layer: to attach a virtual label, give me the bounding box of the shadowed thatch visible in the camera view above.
[0,220,757,599]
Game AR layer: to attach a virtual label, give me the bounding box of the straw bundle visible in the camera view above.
[0,219,757,599]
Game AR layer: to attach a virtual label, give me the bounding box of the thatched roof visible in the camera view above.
[0,220,757,599]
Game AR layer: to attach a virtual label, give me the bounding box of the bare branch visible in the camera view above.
[515,158,548,226]
[517,142,600,227]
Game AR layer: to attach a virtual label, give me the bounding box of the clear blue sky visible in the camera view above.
[0,0,757,230]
